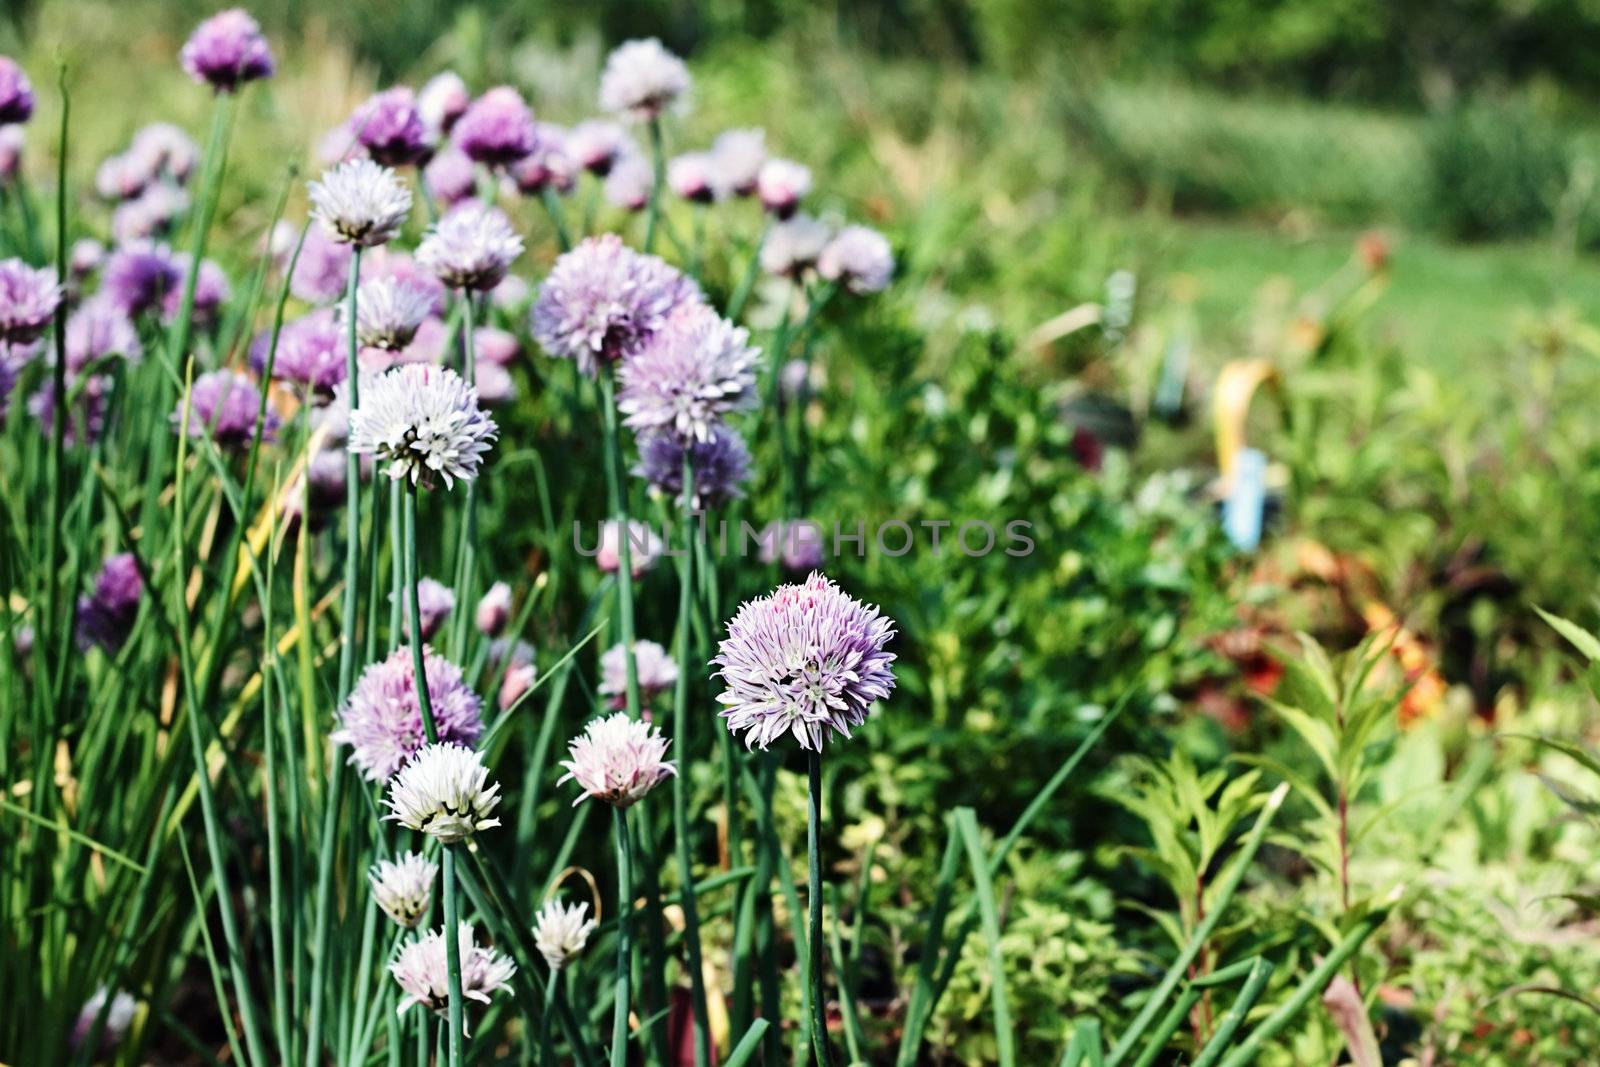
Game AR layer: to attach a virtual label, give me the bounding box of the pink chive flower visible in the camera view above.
[423,146,477,209]
[0,259,61,343]
[756,158,811,218]
[594,519,663,577]
[335,645,484,782]
[353,87,431,167]
[66,298,140,372]
[415,202,523,291]
[291,227,354,304]
[634,424,751,509]
[172,369,277,449]
[391,922,516,1020]
[711,128,766,196]
[475,581,512,637]
[599,640,678,709]
[162,254,230,327]
[616,301,759,443]
[102,241,182,318]
[566,120,634,176]
[530,234,701,377]
[180,9,275,92]
[0,58,34,124]
[252,308,345,395]
[713,572,897,751]
[559,712,676,808]
[604,154,652,212]
[418,71,471,137]
[453,86,537,167]
[818,224,895,294]
[598,39,691,122]
[398,577,455,641]
[0,125,24,184]
[760,213,830,280]
[667,151,721,204]
[75,553,143,653]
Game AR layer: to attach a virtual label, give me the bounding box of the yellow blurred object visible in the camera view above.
[1213,358,1283,488]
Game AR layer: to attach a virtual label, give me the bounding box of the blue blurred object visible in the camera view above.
[1223,448,1267,550]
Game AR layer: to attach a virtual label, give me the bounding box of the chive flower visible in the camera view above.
[171,369,277,449]
[0,258,61,343]
[616,301,759,443]
[533,899,597,971]
[711,128,766,196]
[354,275,435,351]
[819,224,895,294]
[346,363,497,489]
[415,201,523,291]
[75,553,143,653]
[369,852,437,929]
[756,158,811,218]
[353,87,431,167]
[453,85,538,167]
[384,742,502,843]
[634,424,752,509]
[566,119,633,176]
[335,644,484,782]
[0,58,34,125]
[309,159,412,248]
[180,9,275,92]
[599,38,691,122]
[559,712,676,808]
[391,922,516,1019]
[599,639,679,710]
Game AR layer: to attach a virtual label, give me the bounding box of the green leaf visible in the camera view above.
[1535,606,1600,663]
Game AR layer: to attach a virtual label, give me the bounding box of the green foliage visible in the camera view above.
[1422,97,1573,241]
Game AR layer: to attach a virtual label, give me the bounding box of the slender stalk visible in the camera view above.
[542,186,572,252]
[404,484,441,743]
[672,457,712,1067]
[451,294,479,659]
[596,369,642,718]
[443,846,466,1066]
[808,749,833,1067]
[40,68,68,701]
[338,246,364,697]
[642,117,665,254]
[611,806,634,1067]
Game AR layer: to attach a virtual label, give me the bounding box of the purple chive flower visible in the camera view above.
[604,154,652,212]
[0,59,33,125]
[474,327,519,367]
[475,581,511,637]
[0,259,61,343]
[635,424,751,509]
[819,224,894,294]
[70,238,107,280]
[334,644,484,781]
[75,553,144,653]
[96,154,146,201]
[599,39,691,122]
[180,9,275,92]
[172,369,277,448]
[112,185,189,243]
[616,302,759,442]
[599,639,678,709]
[281,447,347,531]
[291,227,355,304]
[309,159,412,248]
[353,87,431,167]
[363,247,448,315]
[757,158,811,218]
[711,128,765,196]
[423,146,476,209]
[70,988,138,1055]
[530,234,701,376]
[490,275,529,311]
[30,372,110,446]
[475,362,515,406]
[398,577,455,641]
[760,213,830,279]
[713,572,897,750]
[347,363,497,488]
[761,520,827,573]
[104,241,182,318]
[162,254,230,326]
[415,201,522,291]
[391,922,515,1017]
[453,86,537,167]
[560,712,676,807]
[354,275,434,351]
[419,71,471,137]
[129,123,199,185]
[667,151,721,203]
[0,125,24,183]
[507,124,574,195]
[254,308,345,395]
[566,120,633,176]
[595,519,663,577]
[0,347,16,419]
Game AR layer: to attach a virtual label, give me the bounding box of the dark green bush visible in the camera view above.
[1422,98,1571,240]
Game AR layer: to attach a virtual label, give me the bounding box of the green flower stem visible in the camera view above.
[610,805,634,1067]
[596,368,642,718]
[404,483,440,743]
[451,293,479,660]
[672,457,712,1067]
[39,69,69,703]
[808,749,833,1067]
[442,845,466,1067]
[642,117,665,254]
[543,186,572,252]
[388,480,403,653]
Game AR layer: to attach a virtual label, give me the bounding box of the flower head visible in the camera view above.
[0,58,34,125]
[399,577,456,642]
[392,922,516,1023]
[635,424,751,508]
[0,259,61,343]
[476,581,512,637]
[667,151,721,203]
[103,241,182,317]
[560,712,676,808]
[75,553,143,653]
[385,743,502,842]
[475,327,519,366]
[533,899,597,971]
[566,120,633,176]
[760,520,827,573]
[507,123,575,195]
[290,227,354,304]
[254,308,345,395]
[347,363,497,489]
[336,644,484,781]
[819,225,894,294]
[112,185,189,243]
[29,372,110,447]
[419,72,471,137]
[595,519,663,576]
[129,123,199,185]
[310,159,412,248]
[599,39,691,122]
[453,86,537,167]
[369,852,437,928]
[180,9,275,92]
[604,154,652,212]
[353,87,430,167]
[172,369,276,449]
[617,302,759,443]
[423,147,476,209]
[531,234,700,376]
[0,125,24,183]
[599,640,678,708]
[355,275,435,351]
[757,158,811,218]
[66,298,140,373]
[163,254,230,326]
[760,214,830,279]
[711,128,765,196]
[70,987,138,1054]
[714,572,897,750]
[70,238,106,280]
[416,202,523,290]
